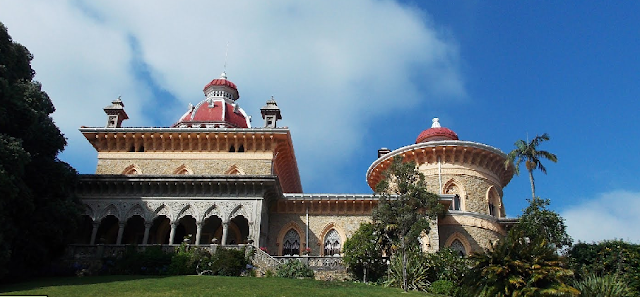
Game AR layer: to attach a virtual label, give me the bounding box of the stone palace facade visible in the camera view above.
[74,72,515,257]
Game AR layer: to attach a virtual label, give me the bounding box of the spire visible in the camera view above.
[103,96,129,128]
[431,117,441,128]
[261,96,282,128]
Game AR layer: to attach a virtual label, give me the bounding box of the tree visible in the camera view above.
[513,197,572,250]
[0,22,81,281]
[372,156,443,291]
[505,133,557,199]
[569,240,640,294]
[464,233,578,296]
[342,223,387,283]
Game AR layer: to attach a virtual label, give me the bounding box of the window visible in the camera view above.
[450,239,466,257]
[323,229,341,256]
[282,229,300,256]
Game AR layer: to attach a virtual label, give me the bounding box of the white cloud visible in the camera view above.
[562,190,640,244]
[0,0,465,189]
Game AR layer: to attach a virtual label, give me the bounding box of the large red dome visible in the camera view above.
[415,118,458,143]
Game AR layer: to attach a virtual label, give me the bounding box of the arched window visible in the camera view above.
[123,164,141,174]
[444,182,462,210]
[487,187,501,217]
[324,229,341,256]
[282,229,300,256]
[450,239,467,257]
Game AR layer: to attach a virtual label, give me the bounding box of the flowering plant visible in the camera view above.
[302,247,312,255]
[260,247,268,253]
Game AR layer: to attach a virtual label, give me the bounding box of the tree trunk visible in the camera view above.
[528,169,536,199]
[402,240,408,292]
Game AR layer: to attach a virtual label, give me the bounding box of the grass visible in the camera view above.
[0,275,439,297]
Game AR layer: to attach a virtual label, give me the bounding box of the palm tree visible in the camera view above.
[505,133,558,199]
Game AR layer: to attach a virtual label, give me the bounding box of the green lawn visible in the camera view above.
[0,275,439,297]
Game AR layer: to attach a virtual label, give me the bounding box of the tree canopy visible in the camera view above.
[0,22,81,281]
[505,133,557,199]
[513,197,572,250]
[372,156,442,291]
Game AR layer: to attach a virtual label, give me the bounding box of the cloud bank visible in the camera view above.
[0,0,465,191]
[562,190,640,244]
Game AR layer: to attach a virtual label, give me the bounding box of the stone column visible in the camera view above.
[169,221,178,244]
[195,222,203,246]
[90,221,99,245]
[221,221,229,245]
[142,221,152,244]
[116,222,125,244]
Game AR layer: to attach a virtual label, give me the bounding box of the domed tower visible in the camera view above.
[173,72,251,128]
[366,118,515,255]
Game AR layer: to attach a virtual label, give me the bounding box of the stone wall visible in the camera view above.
[266,213,371,256]
[96,153,272,175]
[422,172,503,217]
[438,218,503,254]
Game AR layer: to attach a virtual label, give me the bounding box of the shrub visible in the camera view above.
[429,280,458,296]
[384,249,429,291]
[117,245,171,275]
[276,260,314,279]
[342,223,387,282]
[573,273,635,297]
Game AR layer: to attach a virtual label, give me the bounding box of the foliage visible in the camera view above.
[116,246,172,275]
[385,248,430,291]
[505,133,557,199]
[572,273,635,297]
[569,240,640,294]
[429,279,458,296]
[513,197,572,250]
[0,22,82,281]
[275,259,314,279]
[342,222,387,283]
[464,233,578,296]
[203,248,251,276]
[422,248,471,285]
[373,156,443,291]
[0,275,442,297]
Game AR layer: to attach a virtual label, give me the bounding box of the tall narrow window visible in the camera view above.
[282,229,300,256]
[324,229,341,256]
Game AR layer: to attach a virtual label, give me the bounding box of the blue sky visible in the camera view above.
[1,1,638,243]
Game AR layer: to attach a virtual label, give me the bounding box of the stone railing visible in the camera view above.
[274,256,345,270]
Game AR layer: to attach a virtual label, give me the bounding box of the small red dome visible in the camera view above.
[203,78,237,92]
[173,100,250,128]
[415,118,458,143]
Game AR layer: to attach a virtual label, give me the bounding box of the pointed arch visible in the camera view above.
[83,204,96,220]
[177,204,198,221]
[173,164,193,175]
[486,186,502,217]
[277,222,305,256]
[123,164,142,175]
[153,204,172,221]
[224,165,245,175]
[319,223,346,256]
[443,178,466,211]
[445,232,472,257]
[99,204,121,221]
[125,203,148,221]
[228,204,248,222]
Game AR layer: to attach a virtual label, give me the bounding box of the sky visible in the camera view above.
[1,1,639,244]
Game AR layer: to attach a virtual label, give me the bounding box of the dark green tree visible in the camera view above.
[464,233,578,296]
[513,197,572,250]
[372,156,443,292]
[505,133,558,199]
[0,22,81,281]
[342,222,387,283]
[569,240,640,294]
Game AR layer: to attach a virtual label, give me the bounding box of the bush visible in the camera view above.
[276,260,314,279]
[429,280,458,296]
[342,223,387,282]
[384,249,429,291]
[117,245,172,275]
[573,273,635,297]
[200,248,250,276]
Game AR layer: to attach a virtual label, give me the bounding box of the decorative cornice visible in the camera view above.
[366,140,514,190]
[77,174,282,200]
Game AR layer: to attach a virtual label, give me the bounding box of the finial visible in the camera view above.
[220,71,227,79]
[431,117,441,128]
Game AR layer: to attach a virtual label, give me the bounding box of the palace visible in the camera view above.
[75,72,515,258]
